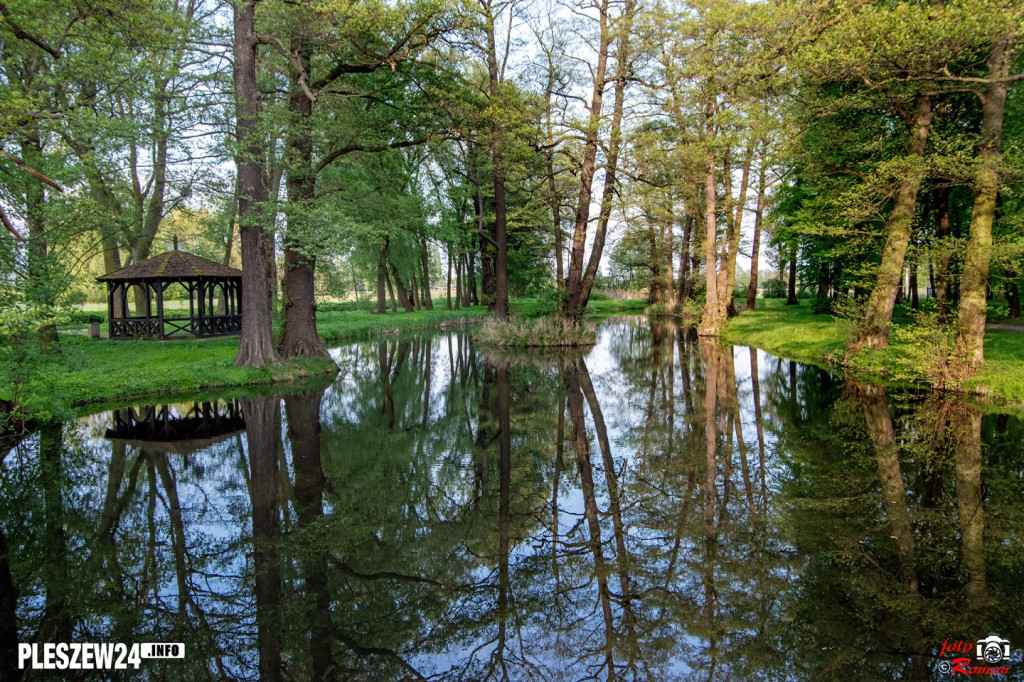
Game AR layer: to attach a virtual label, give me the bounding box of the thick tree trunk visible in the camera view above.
[698,121,723,336]
[746,157,768,311]
[280,41,328,360]
[468,249,478,305]
[233,1,280,367]
[853,94,934,350]
[956,41,1011,370]
[410,273,420,310]
[453,254,462,310]
[461,254,473,307]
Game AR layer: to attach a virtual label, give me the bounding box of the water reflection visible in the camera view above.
[2,318,1023,680]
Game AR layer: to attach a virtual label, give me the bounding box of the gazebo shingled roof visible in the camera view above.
[98,250,241,281]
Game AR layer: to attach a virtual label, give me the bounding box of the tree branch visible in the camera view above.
[0,150,64,191]
[0,2,62,58]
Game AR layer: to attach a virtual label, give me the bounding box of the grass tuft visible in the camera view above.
[474,317,596,348]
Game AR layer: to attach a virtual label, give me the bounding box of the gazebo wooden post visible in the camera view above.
[189,281,196,334]
[197,277,206,338]
[107,282,115,338]
[156,282,166,339]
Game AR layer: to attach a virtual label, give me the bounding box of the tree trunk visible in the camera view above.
[453,253,461,311]
[909,240,919,310]
[419,237,433,309]
[1007,281,1020,319]
[570,0,636,318]
[280,39,328,360]
[377,240,388,314]
[698,114,723,336]
[233,0,280,367]
[446,246,453,311]
[786,247,798,305]
[746,155,768,311]
[564,0,612,318]
[853,94,935,350]
[386,268,397,313]
[389,264,415,312]
[725,143,753,317]
[933,186,952,318]
[648,227,663,304]
[677,214,692,304]
[482,6,509,319]
[468,249,478,305]
[956,41,1011,370]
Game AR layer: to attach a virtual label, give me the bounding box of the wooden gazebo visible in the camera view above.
[98,250,242,340]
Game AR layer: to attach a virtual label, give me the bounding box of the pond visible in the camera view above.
[1,317,1022,680]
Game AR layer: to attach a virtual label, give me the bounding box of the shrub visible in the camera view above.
[810,297,833,315]
[474,316,596,348]
[888,310,973,390]
[759,277,786,299]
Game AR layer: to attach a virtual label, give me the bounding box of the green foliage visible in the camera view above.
[810,297,833,315]
[864,309,973,391]
[759,277,786,298]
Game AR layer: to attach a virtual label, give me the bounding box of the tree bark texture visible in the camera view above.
[853,94,934,350]
[280,39,328,360]
[956,41,1011,370]
[233,0,280,367]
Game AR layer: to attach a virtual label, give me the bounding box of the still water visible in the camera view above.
[1,317,1022,681]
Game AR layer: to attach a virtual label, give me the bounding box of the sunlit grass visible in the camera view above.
[724,300,1024,404]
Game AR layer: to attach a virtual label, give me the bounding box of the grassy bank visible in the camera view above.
[2,299,646,423]
[3,305,489,424]
[722,300,1024,405]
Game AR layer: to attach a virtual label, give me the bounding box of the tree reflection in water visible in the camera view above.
[1,318,1022,680]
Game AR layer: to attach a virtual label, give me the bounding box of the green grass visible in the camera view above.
[6,335,338,423]
[722,300,845,367]
[509,297,646,319]
[723,299,1024,405]
[315,305,488,341]
[3,305,491,424]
